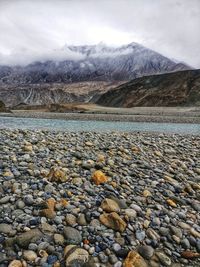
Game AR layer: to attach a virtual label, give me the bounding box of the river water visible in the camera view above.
[0,116,200,134]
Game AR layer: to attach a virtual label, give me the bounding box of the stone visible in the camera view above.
[16,228,43,248]
[54,233,65,245]
[8,260,23,267]
[123,250,148,267]
[166,199,177,207]
[170,226,182,238]
[101,198,120,212]
[181,251,200,259]
[24,144,33,152]
[66,214,77,226]
[63,226,82,245]
[92,170,108,185]
[135,230,145,241]
[156,252,171,266]
[40,198,56,219]
[143,190,152,197]
[47,167,67,182]
[0,196,10,204]
[138,245,154,259]
[23,250,37,261]
[124,209,137,220]
[99,212,127,232]
[0,223,13,234]
[190,227,200,238]
[64,245,89,266]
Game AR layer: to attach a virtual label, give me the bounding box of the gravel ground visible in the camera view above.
[0,129,200,267]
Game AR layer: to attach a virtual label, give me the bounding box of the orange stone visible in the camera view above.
[123,251,148,267]
[59,199,68,207]
[92,170,108,185]
[40,208,56,219]
[46,198,56,210]
[99,212,126,232]
[166,199,177,207]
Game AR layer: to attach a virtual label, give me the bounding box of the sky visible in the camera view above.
[0,0,200,67]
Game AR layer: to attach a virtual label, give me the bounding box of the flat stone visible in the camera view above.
[101,198,120,212]
[63,226,82,245]
[0,223,13,234]
[138,245,154,259]
[16,228,43,248]
[99,212,127,232]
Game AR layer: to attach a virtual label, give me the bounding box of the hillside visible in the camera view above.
[0,42,191,107]
[97,69,200,107]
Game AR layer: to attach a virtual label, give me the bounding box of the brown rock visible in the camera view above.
[123,251,148,267]
[40,198,56,219]
[47,167,67,182]
[40,209,56,219]
[92,170,108,185]
[181,251,200,259]
[99,212,126,232]
[101,198,120,212]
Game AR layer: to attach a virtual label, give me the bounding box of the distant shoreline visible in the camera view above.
[0,109,200,124]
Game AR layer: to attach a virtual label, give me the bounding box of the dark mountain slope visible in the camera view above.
[96,69,200,107]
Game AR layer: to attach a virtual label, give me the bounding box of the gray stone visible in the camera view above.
[63,226,82,245]
[138,245,154,259]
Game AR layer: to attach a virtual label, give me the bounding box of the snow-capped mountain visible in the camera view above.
[0,42,190,85]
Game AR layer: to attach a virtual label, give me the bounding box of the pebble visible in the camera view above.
[0,130,199,267]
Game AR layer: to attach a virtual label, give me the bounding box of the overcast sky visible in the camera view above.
[0,0,200,67]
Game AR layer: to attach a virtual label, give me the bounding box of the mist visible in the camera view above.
[0,0,200,67]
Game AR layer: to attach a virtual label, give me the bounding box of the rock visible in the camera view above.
[143,190,152,197]
[47,167,67,182]
[40,198,56,219]
[138,245,154,259]
[0,196,10,204]
[8,260,23,267]
[24,144,33,152]
[135,230,145,241]
[0,223,13,234]
[64,245,89,266]
[40,208,56,219]
[40,222,56,234]
[124,209,137,220]
[101,198,120,212]
[63,226,82,245]
[181,238,190,249]
[181,251,200,259]
[146,228,160,241]
[23,250,37,261]
[156,252,171,266]
[170,226,182,238]
[66,214,77,226]
[190,227,200,238]
[54,233,65,245]
[16,228,43,248]
[99,212,127,232]
[166,199,177,207]
[92,170,108,185]
[77,214,87,226]
[123,250,148,267]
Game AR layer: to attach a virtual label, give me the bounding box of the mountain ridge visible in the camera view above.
[0,42,190,85]
[96,69,200,107]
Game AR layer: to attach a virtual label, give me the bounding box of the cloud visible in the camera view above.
[0,0,199,67]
